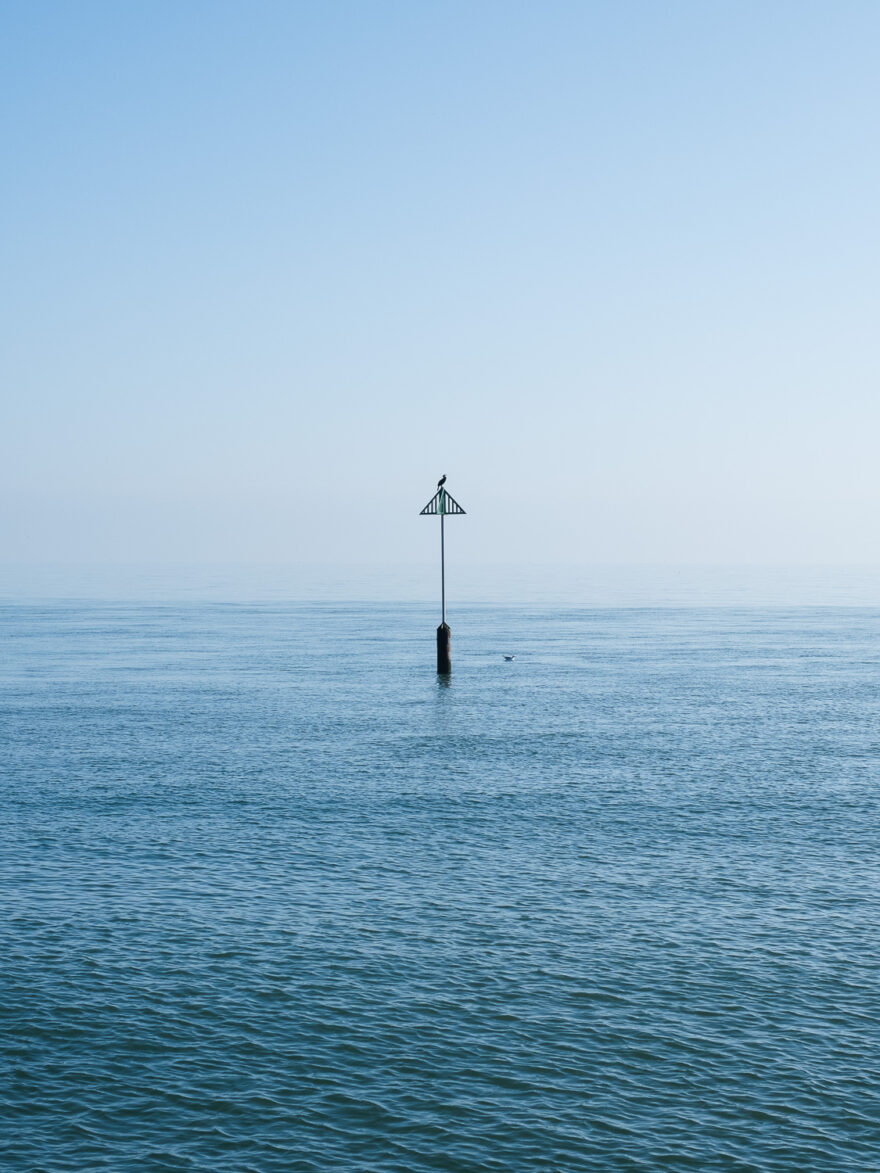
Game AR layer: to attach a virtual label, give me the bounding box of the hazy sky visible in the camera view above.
[3,1,879,566]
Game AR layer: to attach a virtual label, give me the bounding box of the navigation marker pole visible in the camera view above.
[420,481,466,674]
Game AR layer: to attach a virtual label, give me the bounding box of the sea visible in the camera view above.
[2,565,879,1172]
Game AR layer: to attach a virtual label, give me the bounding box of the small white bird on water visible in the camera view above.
[503,655,515,661]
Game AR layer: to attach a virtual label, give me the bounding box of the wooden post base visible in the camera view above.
[436,623,451,674]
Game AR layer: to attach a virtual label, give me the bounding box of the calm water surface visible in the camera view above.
[2,600,879,1171]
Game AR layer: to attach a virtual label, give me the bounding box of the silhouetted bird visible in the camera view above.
[437,474,447,488]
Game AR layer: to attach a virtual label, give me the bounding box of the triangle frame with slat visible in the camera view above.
[420,488,466,515]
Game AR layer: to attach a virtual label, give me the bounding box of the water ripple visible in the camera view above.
[2,603,880,1170]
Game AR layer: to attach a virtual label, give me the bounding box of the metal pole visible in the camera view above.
[440,511,446,626]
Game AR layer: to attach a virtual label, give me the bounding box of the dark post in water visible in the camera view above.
[436,620,451,675]
[420,477,466,674]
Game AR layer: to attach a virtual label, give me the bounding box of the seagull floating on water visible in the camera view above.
[437,474,447,488]
[503,655,515,661]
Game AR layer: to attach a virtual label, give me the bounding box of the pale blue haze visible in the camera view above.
[2,1,880,565]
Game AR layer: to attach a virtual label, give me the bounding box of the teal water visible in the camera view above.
[2,600,879,1171]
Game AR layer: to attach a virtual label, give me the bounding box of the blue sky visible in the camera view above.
[3,1,879,565]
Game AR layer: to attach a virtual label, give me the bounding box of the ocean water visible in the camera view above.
[2,591,880,1171]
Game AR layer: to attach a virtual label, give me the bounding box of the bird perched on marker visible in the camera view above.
[437,474,447,488]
